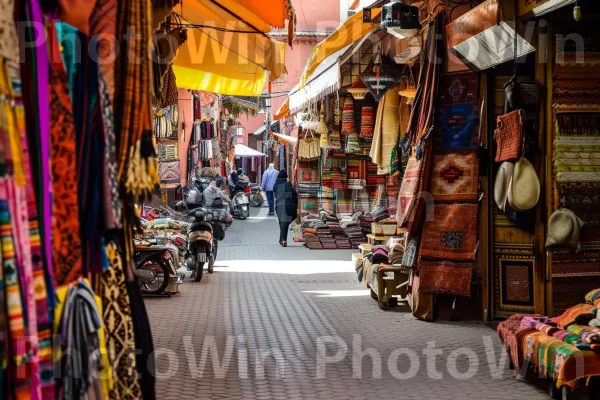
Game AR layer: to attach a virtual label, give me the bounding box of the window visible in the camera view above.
[235,127,243,136]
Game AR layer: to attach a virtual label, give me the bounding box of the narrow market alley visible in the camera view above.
[146,208,549,400]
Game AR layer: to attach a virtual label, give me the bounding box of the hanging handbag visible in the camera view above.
[494,109,524,162]
[298,134,320,160]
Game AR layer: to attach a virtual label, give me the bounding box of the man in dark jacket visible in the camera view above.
[274,169,297,247]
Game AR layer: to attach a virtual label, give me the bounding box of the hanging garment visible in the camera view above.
[102,241,142,399]
[127,281,156,400]
[89,0,117,102]
[370,86,400,174]
[59,22,105,275]
[4,59,55,398]
[99,71,122,229]
[49,23,83,286]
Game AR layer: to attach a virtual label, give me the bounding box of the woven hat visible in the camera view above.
[546,208,585,250]
[507,157,540,211]
[494,162,514,211]
[360,106,375,138]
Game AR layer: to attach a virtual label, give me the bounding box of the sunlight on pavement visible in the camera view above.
[214,259,354,274]
[302,290,370,297]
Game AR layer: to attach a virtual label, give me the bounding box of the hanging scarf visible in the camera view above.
[401,13,445,160]
[49,23,83,286]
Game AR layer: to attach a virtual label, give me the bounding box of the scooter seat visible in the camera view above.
[186,201,204,210]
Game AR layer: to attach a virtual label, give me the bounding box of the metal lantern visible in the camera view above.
[381,0,421,40]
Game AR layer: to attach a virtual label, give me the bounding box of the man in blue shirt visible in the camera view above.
[262,163,279,215]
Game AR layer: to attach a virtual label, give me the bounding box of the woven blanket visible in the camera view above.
[497,314,542,373]
[430,151,479,202]
[159,160,180,187]
[419,203,478,261]
[418,261,472,296]
[557,182,600,227]
[396,157,422,227]
[552,304,596,329]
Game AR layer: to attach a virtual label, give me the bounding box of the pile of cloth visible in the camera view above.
[388,242,405,265]
[497,290,600,390]
[298,181,320,197]
[340,212,366,248]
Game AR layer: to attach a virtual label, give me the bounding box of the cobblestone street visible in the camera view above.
[145,208,549,400]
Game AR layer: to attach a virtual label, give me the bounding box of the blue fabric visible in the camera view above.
[262,167,279,191]
[266,190,274,213]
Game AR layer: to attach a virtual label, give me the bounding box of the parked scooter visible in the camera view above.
[230,184,250,220]
[248,183,264,208]
[134,242,180,295]
[185,207,214,282]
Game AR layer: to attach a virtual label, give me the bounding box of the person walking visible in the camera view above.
[261,163,279,216]
[274,169,297,247]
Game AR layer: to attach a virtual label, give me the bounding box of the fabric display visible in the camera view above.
[366,161,384,186]
[341,96,356,144]
[157,139,179,161]
[494,110,524,162]
[298,136,320,160]
[419,203,478,261]
[200,139,214,161]
[360,56,401,101]
[430,151,479,202]
[322,157,347,189]
[360,105,375,138]
[370,86,401,174]
[553,51,600,113]
[419,261,472,297]
[0,3,159,398]
[396,157,423,227]
[435,71,480,150]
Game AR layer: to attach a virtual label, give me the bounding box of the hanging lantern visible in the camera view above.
[360,56,401,101]
[347,76,369,100]
[381,0,421,40]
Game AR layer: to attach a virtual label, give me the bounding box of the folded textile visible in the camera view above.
[521,316,554,328]
[590,319,600,328]
[552,304,596,329]
[388,244,405,265]
[586,288,600,305]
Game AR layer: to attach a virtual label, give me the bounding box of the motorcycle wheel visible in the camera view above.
[208,254,214,274]
[249,193,263,207]
[139,260,170,294]
[193,250,205,282]
[240,205,249,220]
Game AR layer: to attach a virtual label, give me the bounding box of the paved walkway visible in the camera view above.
[145,207,549,400]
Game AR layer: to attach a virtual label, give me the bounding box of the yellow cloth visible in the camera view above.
[173,64,267,96]
[172,0,287,94]
[370,87,401,175]
[54,280,114,398]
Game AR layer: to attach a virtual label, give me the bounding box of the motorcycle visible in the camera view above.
[230,185,250,220]
[248,183,264,208]
[134,241,181,295]
[186,207,214,282]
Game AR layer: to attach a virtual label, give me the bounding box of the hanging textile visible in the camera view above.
[113,0,158,203]
[370,86,400,174]
[48,23,83,287]
[89,0,117,103]
[102,241,142,399]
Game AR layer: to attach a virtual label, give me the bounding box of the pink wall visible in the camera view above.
[178,88,194,185]
[240,0,340,147]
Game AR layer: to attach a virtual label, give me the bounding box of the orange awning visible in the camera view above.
[273,97,289,120]
[230,0,294,28]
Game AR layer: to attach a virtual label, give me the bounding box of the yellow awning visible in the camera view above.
[298,9,381,89]
[231,0,293,28]
[173,64,266,96]
[273,97,289,120]
[171,0,288,95]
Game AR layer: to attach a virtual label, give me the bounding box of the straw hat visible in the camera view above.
[546,208,585,250]
[507,158,540,211]
[494,162,514,211]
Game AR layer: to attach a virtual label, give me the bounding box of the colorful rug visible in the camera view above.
[436,71,480,150]
[419,261,472,296]
[552,303,595,329]
[557,182,600,228]
[419,203,478,261]
[430,150,479,202]
[158,160,180,187]
[396,156,422,227]
[360,106,374,138]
